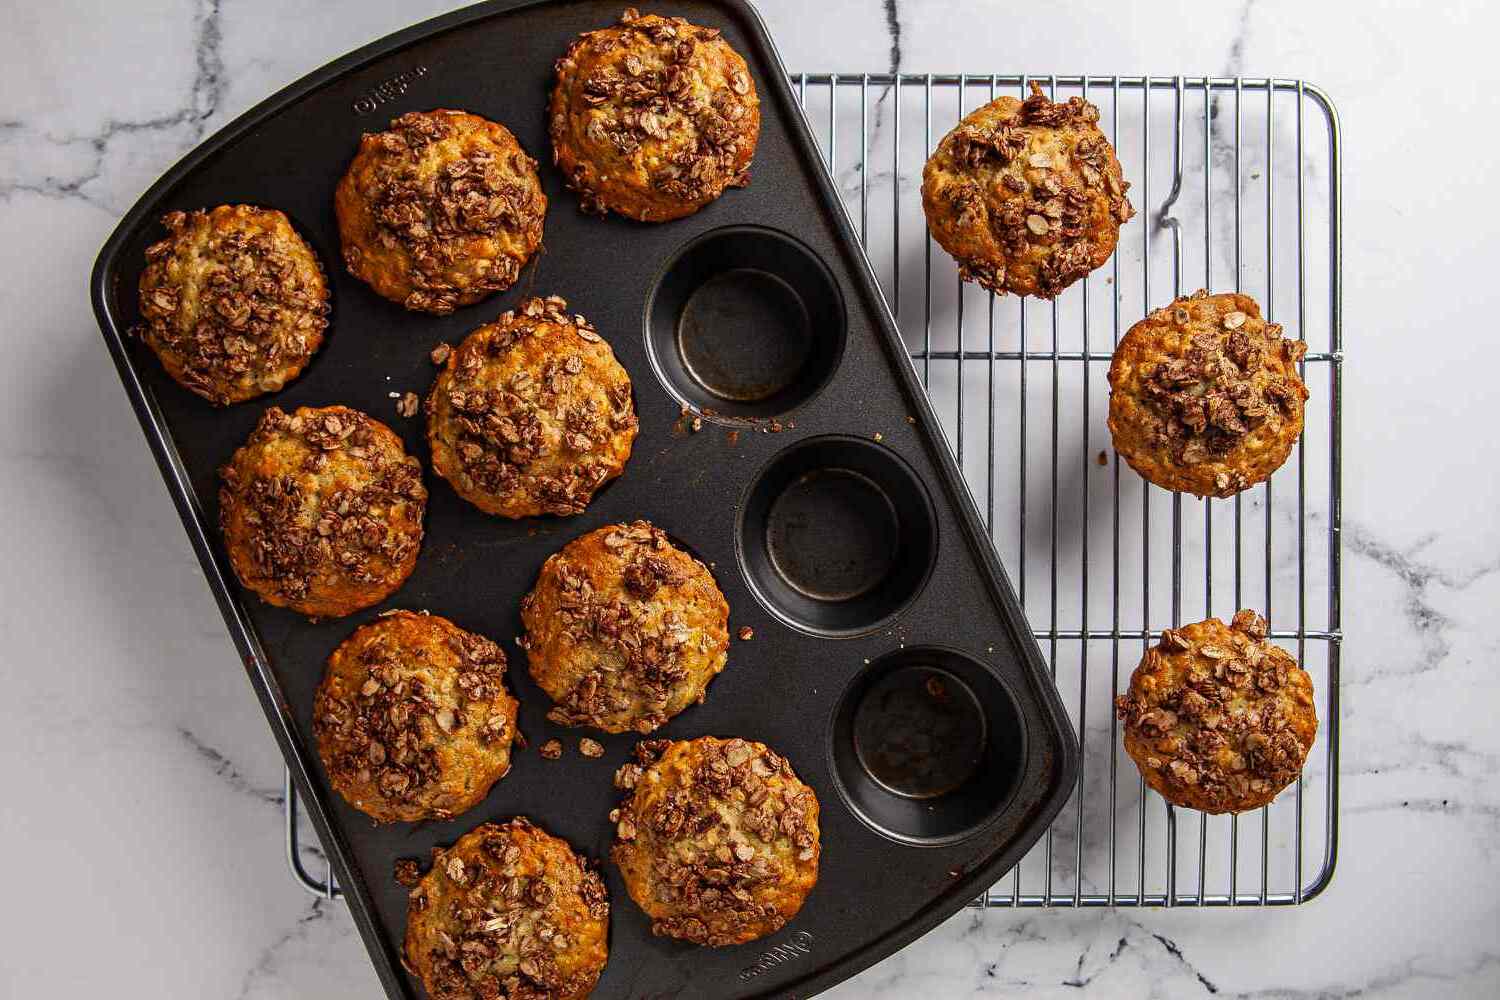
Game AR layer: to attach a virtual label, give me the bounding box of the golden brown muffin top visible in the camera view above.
[1115,610,1317,814]
[549,8,759,221]
[314,611,519,823]
[335,109,546,314]
[138,205,329,405]
[921,82,1133,298]
[1107,290,1309,498]
[404,819,610,1000]
[520,520,728,734]
[610,737,820,946]
[218,405,426,618]
[426,295,637,519]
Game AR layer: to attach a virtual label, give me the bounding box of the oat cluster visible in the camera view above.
[521,521,729,734]
[426,295,638,518]
[138,205,329,405]
[1115,610,1317,814]
[921,82,1133,298]
[1108,290,1309,498]
[314,611,519,823]
[336,109,546,314]
[610,737,820,946]
[218,406,426,618]
[550,7,759,220]
[404,819,610,1000]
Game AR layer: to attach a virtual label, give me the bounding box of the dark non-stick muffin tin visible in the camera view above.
[89,1,1079,996]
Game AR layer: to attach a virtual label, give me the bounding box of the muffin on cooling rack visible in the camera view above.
[520,520,728,734]
[335,109,546,314]
[426,295,637,518]
[610,736,820,946]
[218,405,426,618]
[921,82,1133,298]
[404,818,610,1000]
[314,611,519,823]
[1115,609,1317,814]
[137,205,329,405]
[1107,290,1309,498]
[550,7,760,221]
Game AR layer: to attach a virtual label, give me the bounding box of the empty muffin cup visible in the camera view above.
[831,647,1026,845]
[737,435,936,636]
[646,226,845,420]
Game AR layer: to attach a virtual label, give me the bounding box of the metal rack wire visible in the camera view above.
[286,73,1342,910]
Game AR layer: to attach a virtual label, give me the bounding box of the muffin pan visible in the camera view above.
[89,1,1078,997]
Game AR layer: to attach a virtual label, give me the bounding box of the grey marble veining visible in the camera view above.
[3,1,1499,998]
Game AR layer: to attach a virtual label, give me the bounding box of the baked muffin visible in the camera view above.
[138,205,329,405]
[335,109,546,314]
[520,520,728,733]
[549,8,760,221]
[426,295,637,518]
[610,737,820,946]
[314,611,519,823]
[1108,290,1309,498]
[921,82,1133,298]
[1115,609,1317,814]
[218,405,426,618]
[404,818,610,1000]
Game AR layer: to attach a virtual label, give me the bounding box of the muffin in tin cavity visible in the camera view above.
[218,405,426,619]
[426,295,637,519]
[1108,290,1309,498]
[520,520,728,734]
[403,818,610,1000]
[1115,609,1317,814]
[137,205,329,405]
[550,7,760,221]
[610,736,820,947]
[335,109,546,314]
[921,82,1133,299]
[314,611,519,823]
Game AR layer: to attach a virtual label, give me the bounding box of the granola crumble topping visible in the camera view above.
[138,205,329,405]
[427,295,637,518]
[404,819,609,1000]
[1115,609,1317,813]
[611,737,819,946]
[550,8,760,220]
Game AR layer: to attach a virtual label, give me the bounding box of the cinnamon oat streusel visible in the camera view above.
[1107,290,1309,498]
[610,736,820,946]
[520,521,729,734]
[314,611,519,823]
[550,8,760,221]
[335,109,546,314]
[426,295,637,519]
[1115,610,1317,814]
[921,82,1133,298]
[404,819,610,1000]
[218,405,426,618]
[137,205,329,405]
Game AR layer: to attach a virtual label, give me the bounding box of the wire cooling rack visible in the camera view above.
[285,73,1342,909]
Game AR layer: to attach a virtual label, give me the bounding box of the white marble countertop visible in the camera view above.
[4,1,1499,997]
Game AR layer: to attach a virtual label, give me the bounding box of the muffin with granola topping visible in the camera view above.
[550,8,760,221]
[610,736,820,946]
[426,295,637,519]
[137,205,329,405]
[218,405,426,618]
[314,611,519,823]
[404,818,610,1000]
[1107,290,1309,498]
[921,82,1133,298]
[520,521,728,734]
[335,109,546,314]
[1115,609,1317,814]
